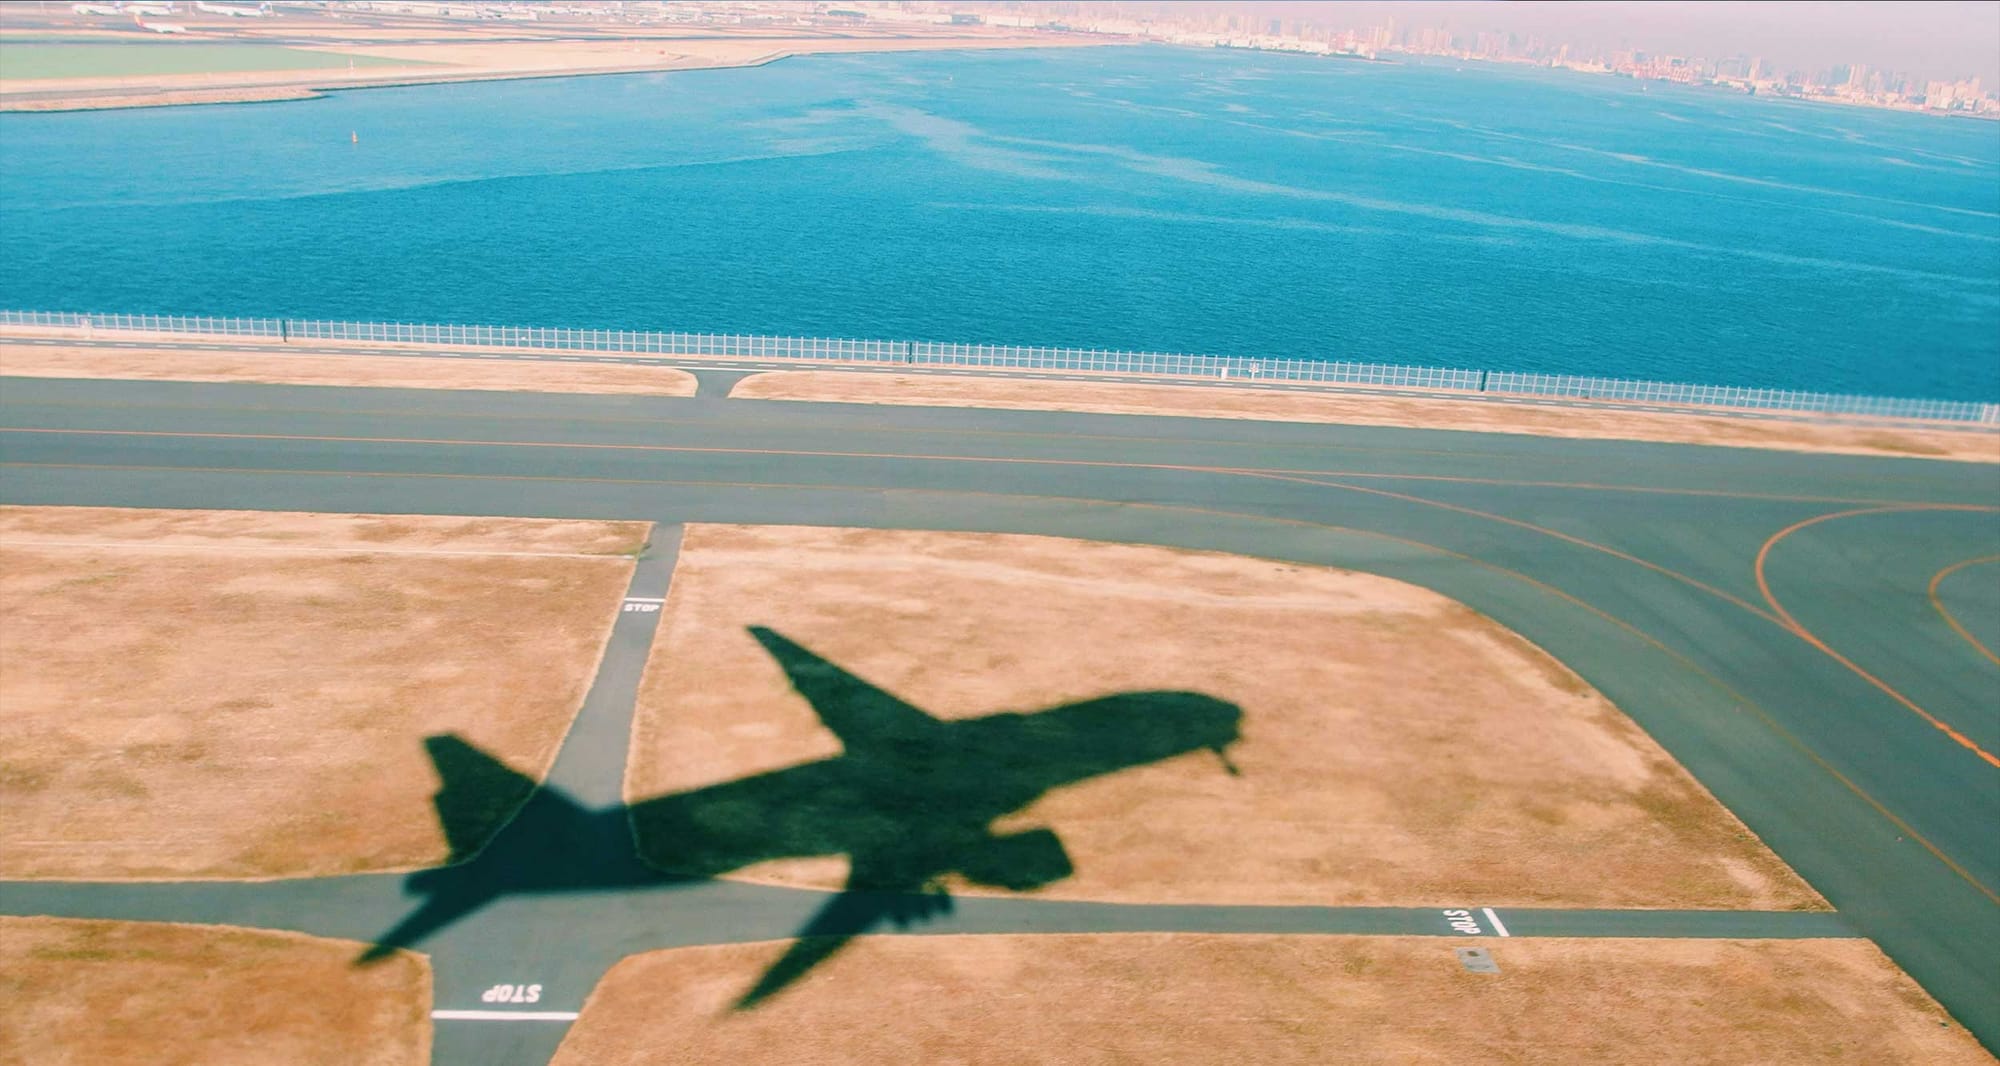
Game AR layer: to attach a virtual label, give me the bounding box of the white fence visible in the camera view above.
[5,309,1994,424]
[1482,371,1993,422]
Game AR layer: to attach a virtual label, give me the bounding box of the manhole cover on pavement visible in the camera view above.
[1456,946,1501,974]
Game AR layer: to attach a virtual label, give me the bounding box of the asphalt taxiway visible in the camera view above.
[0,374,1994,1062]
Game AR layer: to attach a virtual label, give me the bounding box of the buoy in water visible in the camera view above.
[351,131,358,144]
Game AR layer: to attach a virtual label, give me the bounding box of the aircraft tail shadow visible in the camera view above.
[351,625,1245,1008]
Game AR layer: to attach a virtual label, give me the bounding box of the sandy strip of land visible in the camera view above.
[11,326,1987,459]
[0,34,1102,112]
[0,343,697,396]
[0,506,647,880]
[625,525,1819,910]
[0,916,429,1066]
[732,371,2000,463]
[551,934,1988,1065]
[1,87,329,110]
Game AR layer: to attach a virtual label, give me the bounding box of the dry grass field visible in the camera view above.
[0,344,697,396]
[625,525,1819,909]
[0,916,429,1066]
[0,506,647,879]
[550,933,1989,1065]
[732,371,2000,463]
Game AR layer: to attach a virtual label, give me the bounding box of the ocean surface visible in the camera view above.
[2,46,1997,400]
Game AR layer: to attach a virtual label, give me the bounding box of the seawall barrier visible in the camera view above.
[4,309,1994,425]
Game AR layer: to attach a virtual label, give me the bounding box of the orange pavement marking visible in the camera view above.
[1251,465,1932,506]
[4,453,1993,905]
[1928,555,2000,669]
[1258,469,2000,772]
[1240,469,1785,623]
[10,425,1995,768]
[0,424,1972,508]
[1754,507,2000,770]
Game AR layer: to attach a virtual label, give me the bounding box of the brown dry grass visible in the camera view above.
[0,506,647,880]
[551,933,1990,1066]
[626,525,1819,909]
[0,506,649,556]
[0,343,697,396]
[732,371,2000,464]
[0,916,429,1066]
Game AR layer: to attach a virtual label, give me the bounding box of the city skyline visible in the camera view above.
[971,1,2000,89]
[931,1,1997,115]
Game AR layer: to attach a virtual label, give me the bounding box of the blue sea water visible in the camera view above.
[2,46,1997,399]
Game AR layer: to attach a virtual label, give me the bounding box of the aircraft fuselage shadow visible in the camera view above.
[362,626,1244,1009]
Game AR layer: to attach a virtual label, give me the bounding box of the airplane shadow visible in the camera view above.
[360,626,1243,1011]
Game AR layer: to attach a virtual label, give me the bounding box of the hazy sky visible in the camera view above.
[1116,2,2000,84]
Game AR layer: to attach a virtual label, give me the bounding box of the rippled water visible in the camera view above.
[2,46,1996,398]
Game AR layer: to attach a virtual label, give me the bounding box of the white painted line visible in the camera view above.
[1482,907,1511,937]
[622,596,666,604]
[432,1010,579,1022]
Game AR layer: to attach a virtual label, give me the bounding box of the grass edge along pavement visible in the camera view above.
[728,370,2000,464]
[0,381,1994,1059]
[0,914,432,1066]
[7,328,1992,462]
[3,516,1968,1056]
[3,313,1991,427]
[0,342,700,398]
[547,932,1993,1066]
[625,523,1823,912]
[0,505,647,881]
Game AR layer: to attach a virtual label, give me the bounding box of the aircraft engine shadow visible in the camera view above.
[359,625,1244,1010]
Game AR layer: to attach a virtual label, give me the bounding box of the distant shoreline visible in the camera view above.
[0,34,1112,114]
[0,54,797,115]
[1366,50,2000,124]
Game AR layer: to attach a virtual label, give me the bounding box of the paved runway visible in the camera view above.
[9,333,1970,424]
[1,375,1995,1060]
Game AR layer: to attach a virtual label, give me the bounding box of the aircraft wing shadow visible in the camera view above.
[353,626,1244,1007]
[357,884,495,964]
[733,854,956,1010]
